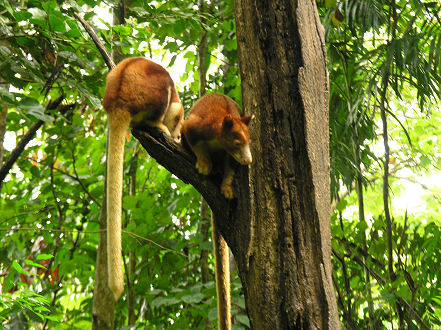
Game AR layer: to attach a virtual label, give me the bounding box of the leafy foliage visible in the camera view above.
[0,0,248,328]
[320,0,441,328]
[0,0,440,328]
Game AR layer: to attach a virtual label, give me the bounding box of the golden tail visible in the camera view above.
[212,215,231,330]
[107,108,131,301]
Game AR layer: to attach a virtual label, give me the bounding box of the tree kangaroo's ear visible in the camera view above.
[241,115,254,126]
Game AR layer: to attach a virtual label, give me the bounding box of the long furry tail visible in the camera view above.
[107,108,131,301]
[212,215,231,329]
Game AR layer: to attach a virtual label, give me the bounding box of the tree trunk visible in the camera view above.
[0,85,8,166]
[128,146,139,325]
[92,192,115,330]
[133,0,339,327]
[231,0,339,328]
[92,3,126,329]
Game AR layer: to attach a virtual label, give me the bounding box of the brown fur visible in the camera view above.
[182,93,253,198]
[182,93,253,329]
[103,58,184,301]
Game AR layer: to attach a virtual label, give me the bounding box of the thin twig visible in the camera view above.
[44,160,64,282]
[71,149,102,207]
[122,230,187,258]
[333,242,431,330]
[0,227,104,234]
[20,155,101,206]
[0,227,186,257]
[0,206,55,226]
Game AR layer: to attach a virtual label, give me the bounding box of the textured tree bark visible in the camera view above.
[232,0,339,328]
[135,0,339,327]
[92,193,115,330]
[212,215,231,329]
[0,85,8,166]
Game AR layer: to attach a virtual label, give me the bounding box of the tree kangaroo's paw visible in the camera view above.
[220,183,234,199]
[196,158,212,175]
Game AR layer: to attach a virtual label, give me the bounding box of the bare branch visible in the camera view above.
[71,149,102,207]
[122,230,187,258]
[0,226,185,257]
[73,12,115,70]
[0,95,65,191]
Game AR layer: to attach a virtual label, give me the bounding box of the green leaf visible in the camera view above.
[123,195,138,210]
[190,284,202,293]
[12,261,23,274]
[151,296,180,308]
[36,253,54,261]
[420,155,431,168]
[325,0,337,8]
[232,295,246,309]
[181,293,204,304]
[28,7,47,24]
[113,25,132,36]
[0,46,12,57]
[24,260,47,270]
[3,268,16,292]
[30,165,40,178]
[146,289,161,296]
[199,241,213,251]
[208,307,218,321]
[34,305,50,312]
[356,220,368,233]
[13,11,33,21]
[236,314,251,327]
[173,20,186,35]
[18,98,54,122]
[336,198,348,212]
[41,0,58,13]
[224,39,237,51]
[65,20,82,38]
[49,15,66,32]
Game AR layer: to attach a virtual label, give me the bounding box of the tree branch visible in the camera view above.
[0,95,65,191]
[0,227,185,257]
[73,5,232,228]
[73,12,115,70]
[71,148,102,207]
[131,128,232,226]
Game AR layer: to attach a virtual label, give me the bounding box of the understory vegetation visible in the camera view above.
[0,0,440,328]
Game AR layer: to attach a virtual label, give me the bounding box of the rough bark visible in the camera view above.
[92,188,116,330]
[134,0,338,328]
[212,215,231,329]
[0,88,8,166]
[232,0,338,328]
